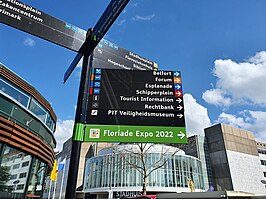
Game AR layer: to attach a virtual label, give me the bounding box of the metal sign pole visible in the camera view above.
[65,28,94,199]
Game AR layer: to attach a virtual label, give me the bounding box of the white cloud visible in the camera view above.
[132,14,155,21]
[215,110,266,142]
[203,51,266,107]
[116,19,126,26]
[215,112,246,128]
[132,3,138,7]
[54,119,74,151]
[23,37,35,47]
[202,88,231,106]
[184,94,211,136]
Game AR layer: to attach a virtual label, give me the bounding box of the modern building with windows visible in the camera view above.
[204,123,266,195]
[83,144,205,199]
[179,135,213,191]
[0,63,57,198]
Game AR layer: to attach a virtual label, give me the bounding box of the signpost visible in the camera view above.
[93,39,158,70]
[1,0,131,198]
[63,37,158,83]
[65,1,130,198]
[0,0,86,51]
[63,0,130,83]
[0,1,188,198]
[84,68,187,144]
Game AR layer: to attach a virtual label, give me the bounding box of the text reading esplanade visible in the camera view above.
[85,68,186,144]
[86,69,184,127]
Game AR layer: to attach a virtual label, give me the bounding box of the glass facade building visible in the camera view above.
[0,63,56,198]
[179,135,213,190]
[83,144,204,198]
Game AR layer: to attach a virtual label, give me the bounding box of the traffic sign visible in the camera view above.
[93,0,130,43]
[0,0,86,52]
[93,39,158,70]
[84,68,186,144]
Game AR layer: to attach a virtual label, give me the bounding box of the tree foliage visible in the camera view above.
[0,166,10,191]
[119,143,181,195]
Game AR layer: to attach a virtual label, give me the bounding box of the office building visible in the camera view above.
[204,123,266,194]
[0,63,57,198]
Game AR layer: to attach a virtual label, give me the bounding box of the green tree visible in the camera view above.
[0,166,10,191]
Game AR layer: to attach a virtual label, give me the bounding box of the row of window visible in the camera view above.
[1,153,27,164]
[0,94,56,147]
[11,161,30,169]
[0,76,55,132]
[8,184,24,191]
[258,149,266,155]
[84,152,204,190]
[10,172,27,179]
[0,144,48,197]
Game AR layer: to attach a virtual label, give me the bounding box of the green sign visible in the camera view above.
[84,125,187,143]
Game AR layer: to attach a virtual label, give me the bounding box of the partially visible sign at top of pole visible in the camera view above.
[0,0,86,52]
[93,0,130,43]
[93,38,158,71]
[64,0,130,83]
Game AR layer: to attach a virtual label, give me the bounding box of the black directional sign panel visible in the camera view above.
[92,39,158,70]
[84,68,187,144]
[0,0,86,51]
[93,0,130,43]
[63,38,158,82]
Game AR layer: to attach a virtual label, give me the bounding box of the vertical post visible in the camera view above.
[65,28,94,199]
[48,180,52,199]
[59,166,65,199]
[108,143,114,199]
[52,179,57,199]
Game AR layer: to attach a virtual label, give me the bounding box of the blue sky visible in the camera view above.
[1,0,266,150]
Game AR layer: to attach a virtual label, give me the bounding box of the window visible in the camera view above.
[13,164,20,169]
[264,172,266,178]
[46,113,55,131]
[0,145,32,195]
[28,98,55,131]
[0,77,30,107]
[19,172,27,178]
[29,98,47,123]
[10,174,17,180]
[16,184,24,190]
[0,77,55,132]
[261,160,266,166]
[27,159,47,193]
[22,161,29,167]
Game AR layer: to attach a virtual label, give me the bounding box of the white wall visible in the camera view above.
[227,150,266,194]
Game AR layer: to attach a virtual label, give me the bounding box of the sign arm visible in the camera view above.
[63,51,84,83]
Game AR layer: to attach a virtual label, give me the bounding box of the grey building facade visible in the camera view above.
[204,124,265,194]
